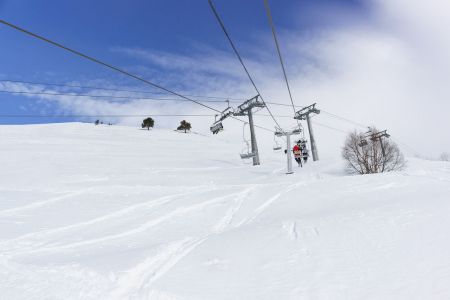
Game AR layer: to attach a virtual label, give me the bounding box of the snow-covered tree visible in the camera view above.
[440,152,449,161]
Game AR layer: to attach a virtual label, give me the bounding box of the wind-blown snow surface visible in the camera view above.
[1,123,449,300]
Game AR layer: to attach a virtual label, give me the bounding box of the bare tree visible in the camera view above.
[440,152,449,161]
[342,128,405,174]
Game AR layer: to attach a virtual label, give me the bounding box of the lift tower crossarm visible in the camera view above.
[233,95,265,116]
[368,130,390,140]
[294,103,320,120]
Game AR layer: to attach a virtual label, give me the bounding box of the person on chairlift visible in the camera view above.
[293,143,302,166]
[302,144,309,163]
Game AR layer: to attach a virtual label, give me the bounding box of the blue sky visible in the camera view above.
[1,0,449,157]
[0,0,368,125]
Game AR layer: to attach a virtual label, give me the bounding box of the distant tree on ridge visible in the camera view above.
[177,120,192,133]
[141,117,155,130]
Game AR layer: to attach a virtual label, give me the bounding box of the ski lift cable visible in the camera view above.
[0,79,250,101]
[315,110,418,153]
[0,89,373,135]
[0,113,319,119]
[310,110,418,154]
[0,92,278,131]
[0,20,218,111]
[262,0,297,117]
[310,120,348,134]
[0,114,220,118]
[0,112,370,140]
[0,79,179,97]
[0,89,308,113]
[0,76,375,131]
[0,89,229,103]
[310,114,420,154]
[0,111,367,132]
[390,137,420,156]
[207,0,283,131]
[0,21,376,137]
[0,113,302,119]
[320,110,367,129]
[0,19,274,133]
[0,81,309,109]
[0,87,258,106]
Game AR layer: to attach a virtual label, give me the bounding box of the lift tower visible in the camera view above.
[294,103,320,161]
[233,95,266,166]
[359,129,391,172]
[275,127,302,174]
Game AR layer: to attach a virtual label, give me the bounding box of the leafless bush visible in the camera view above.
[342,128,405,174]
[440,152,449,161]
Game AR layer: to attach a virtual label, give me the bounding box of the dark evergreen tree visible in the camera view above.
[141,117,155,130]
[95,119,100,125]
[177,120,192,133]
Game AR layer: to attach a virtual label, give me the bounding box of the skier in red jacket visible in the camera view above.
[293,143,302,166]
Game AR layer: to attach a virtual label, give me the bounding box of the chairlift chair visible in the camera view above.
[240,122,256,159]
[210,114,225,134]
[358,139,368,147]
[210,104,235,135]
[210,121,223,134]
[273,135,282,151]
[240,142,256,159]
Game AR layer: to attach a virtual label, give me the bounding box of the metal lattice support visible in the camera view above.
[358,129,391,172]
[294,103,320,161]
[234,95,265,166]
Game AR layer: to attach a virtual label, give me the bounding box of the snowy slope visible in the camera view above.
[1,123,449,300]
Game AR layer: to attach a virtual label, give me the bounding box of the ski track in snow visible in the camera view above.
[110,237,208,300]
[238,181,305,226]
[0,189,92,216]
[0,186,216,253]
[213,185,257,232]
[3,188,252,257]
[111,184,274,298]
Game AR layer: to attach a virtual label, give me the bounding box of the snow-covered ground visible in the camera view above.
[1,123,449,300]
